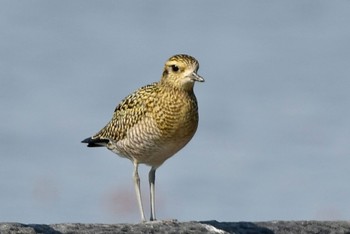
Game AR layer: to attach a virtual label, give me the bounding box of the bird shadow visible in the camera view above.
[200,220,274,234]
[26,224,61,234]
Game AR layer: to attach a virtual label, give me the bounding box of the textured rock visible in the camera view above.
[1,220,350,234]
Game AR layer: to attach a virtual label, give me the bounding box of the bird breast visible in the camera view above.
[110,87,199,167]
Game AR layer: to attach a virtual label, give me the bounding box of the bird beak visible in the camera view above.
[190,72,205,82]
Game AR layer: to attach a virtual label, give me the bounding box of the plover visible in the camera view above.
[82,54,204,222]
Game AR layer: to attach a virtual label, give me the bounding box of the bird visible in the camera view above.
[81,54,204,222]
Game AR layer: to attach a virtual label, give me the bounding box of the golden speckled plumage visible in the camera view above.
[82,54,204,222]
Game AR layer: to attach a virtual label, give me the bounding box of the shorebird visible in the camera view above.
[82,54,204,222]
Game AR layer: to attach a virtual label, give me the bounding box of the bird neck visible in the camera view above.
[160,76,195,93]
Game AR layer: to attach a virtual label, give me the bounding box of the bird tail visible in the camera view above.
[81,137,109,147]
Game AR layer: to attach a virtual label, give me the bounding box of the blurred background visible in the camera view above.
[1,1,349,223]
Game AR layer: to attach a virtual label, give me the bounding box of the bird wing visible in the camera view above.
[92,83,159,142]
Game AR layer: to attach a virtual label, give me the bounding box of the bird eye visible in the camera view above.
[171,65,179,72]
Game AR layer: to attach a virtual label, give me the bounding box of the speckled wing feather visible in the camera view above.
[83,83,159,146]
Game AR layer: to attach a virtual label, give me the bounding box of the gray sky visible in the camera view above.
[1,1,349,223]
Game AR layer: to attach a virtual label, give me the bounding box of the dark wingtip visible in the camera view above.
[81,137,92,144]
[81,137,109,147]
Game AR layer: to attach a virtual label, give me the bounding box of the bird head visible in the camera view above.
[161,54,204,91]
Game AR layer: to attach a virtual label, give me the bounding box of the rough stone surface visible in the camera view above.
[1,220,350,234]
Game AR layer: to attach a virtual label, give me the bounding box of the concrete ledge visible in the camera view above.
[1,220,350,234]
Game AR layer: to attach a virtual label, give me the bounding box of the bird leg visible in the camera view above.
[133,162,146,222]
[149,167,157,221]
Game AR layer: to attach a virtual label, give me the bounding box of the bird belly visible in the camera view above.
[107,117,197,167]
